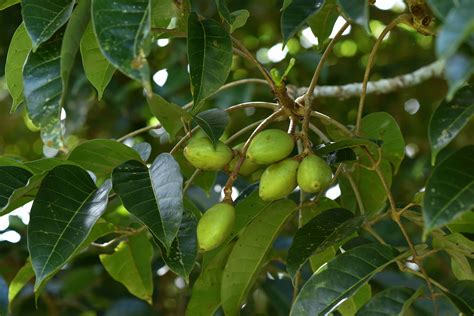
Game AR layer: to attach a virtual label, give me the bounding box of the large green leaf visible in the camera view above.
[423,146,474,235]
[287,208,364,280]
[280,0,324,44]
[147,93,190,141]
[291,243,400,316]
[68,139,142,178]
[429,86,474,164]
[221,199,296,316]
[0,0,19,10]
[445,280,474,314]
[21,0,74,49]
[187,12,232,108]
[192,108,229,146]
[92,0,151,89]
[112,154,184,252]
[100,230,154,304]
[5,23,31,112]
[445,49,474,100]
[80,22,115,100]
[0,166,33,213]
[307,0,339,48]
[337,0,369,32]
[356,287,422,315]
[27,165,112,290]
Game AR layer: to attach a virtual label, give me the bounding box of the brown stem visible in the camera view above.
[344,171,365,215]
[117,124,161,142]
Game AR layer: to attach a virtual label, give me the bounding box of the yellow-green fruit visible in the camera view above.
[183,137,233,170]
[248,168,264,182]
[259,158,299,201]
[197,203,235,252]
[247,129,294,164]
[297,154,332,193]
[228,143,260,176]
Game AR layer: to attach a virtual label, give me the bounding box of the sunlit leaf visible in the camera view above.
[147,93,190,141]
[338,283,371,315]
[0,0,20,10]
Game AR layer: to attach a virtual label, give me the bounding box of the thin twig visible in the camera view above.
[117,124,161,142]
[310,111,353,136]
[344,171,365,215]
[225,119,265,145]
[308,123,330,143]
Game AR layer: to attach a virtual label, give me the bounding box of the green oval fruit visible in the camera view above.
[247,129,294,164]
[228,143,260,176]
[197,203,235,252]
[297,154,332,193]
[259,158,299,201]
[183,137,233,170]
[248,168,264,182]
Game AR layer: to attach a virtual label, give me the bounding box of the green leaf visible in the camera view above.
[27,165,112,291]
[436,1,474,58]
[215,0,232,25]
[229,10,249,33]
[21,0,75,49]
[291,243,401,316]
[287,208,364,280]
[280,0,324,44]
[187,12,232,108]
[429,86,474,164]
[8,259,34,307]
[5,23,31,112]
[0,166,33,213]
[315,137,381,160]
[445,50,474,101]
[0,276,6,316]
[192,109,229,146]
[132,142,152,162]
[307,0,339,48]
[68,139,142,178]
[147,94,190,141]
[338,283,371,316]
[221,199,296,316]
[337,0,369,32]
[151,0,175,28]
[427,0,455,20]
[447,212,474,233]
[159,211,197,281]
[112,154,184,252]
[423,146,474,235]
[0,0,19,10]
[360,112,405,173]
[186,244,233,316]
[356,287,422,316]
[100,230,154,304]
[80,22,115,100]
[445,280,474,314]
[92,0,151,90]
[433,233,474,280]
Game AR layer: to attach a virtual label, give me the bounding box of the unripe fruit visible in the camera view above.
[246,129,294,164]
[259,158,299,201]
[297,154,332,193]
[197,203,235,252]
[228,143,260,176]
[183,137,233,170]
[248,168,264,182]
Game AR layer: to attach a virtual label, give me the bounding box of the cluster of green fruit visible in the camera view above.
[183,129,333,252]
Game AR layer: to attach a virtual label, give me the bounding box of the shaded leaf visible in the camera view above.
[151,0,176,28]
[147,94,190,141]
[27,165,112,290]
[337,0,369,32]
[445,280,474,314]
[433,233,474,280]
[356,287,422,316]
[112,154,184,252]
[192,108,229,146]
[0,166,33,214]
[427,0,455,20]
[132,142,152,162]
[100,231,154,304]
[281,0,324,44]
[445,50,474,101]
[187,12,232,108]
[0,0,19,10]
[315,137,381,160]
[338,283,371,316]
[215,0,232,25]
[307,0,339,48]
[447,212,474,234]
[423,146,474,235]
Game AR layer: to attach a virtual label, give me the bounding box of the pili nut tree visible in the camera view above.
[0,0,473,315]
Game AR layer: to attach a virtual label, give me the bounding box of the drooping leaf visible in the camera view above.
[307,0,339,48]
[21,0,75,49]
[280,0,324,44]
[80,22,115,100]
[338,283,371,316]
[287,208,364,280]
[187,12,232,108]
[132,142,152,162]
[429,86,474,164]
[27,165,112,290]
[445,280,474,314]
[356,287,422,316]
[291,243,401,316]
[100,230,154,304]
[68,139,142,178]
[147,94,190,141]
[5,23,31,112]
[221,199,296,316]
[8,259,34,307]
[0,166,33,213]
[0,0,19,10]
[112,154,184,252]
[445,50,474,101]
[92,0,151,90]
[423,146,474,235]
[192,108,229,146]
[337,0,369,32]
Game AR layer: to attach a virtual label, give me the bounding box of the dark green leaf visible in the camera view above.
[337,0,369,32]
[92,0,151,90]
[423,146,474,235]
[192,109,229,146]
[187,12,232,108]
[5,22,31,112]
[287,208,364,280]
[315,137,381,159]
[281,0,324,44]
[427,0,455,20]
[112,154,184,251]
[215,0,232,25]
[0,166,33,214]
[80,22,115,100]
[429,86,474,164]
[100,230,154,304]
[132,142,152,162]
[291,243,401,316]
[445,50,474,100]
[307,0,339,48]
[221,199,296,315]
[147,94,190,141]
[445,280,474,314]
[68,139,142,178]
[356,287,422,316]
[0,0,20,10]
[28,165,112,291]
[21,0,74,49]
